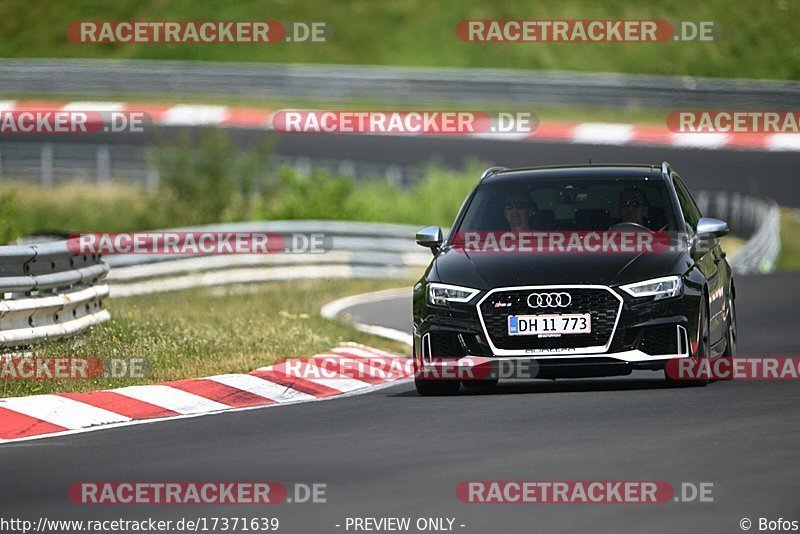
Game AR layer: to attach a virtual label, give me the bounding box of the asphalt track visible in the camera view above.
[0,278,798,533]
[0,141,798,533]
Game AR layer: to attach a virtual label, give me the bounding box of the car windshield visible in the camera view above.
[454,176,678,234]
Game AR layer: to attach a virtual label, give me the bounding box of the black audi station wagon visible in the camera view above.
[412,163,736,395]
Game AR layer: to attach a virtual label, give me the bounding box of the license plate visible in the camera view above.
[508,314,592,336]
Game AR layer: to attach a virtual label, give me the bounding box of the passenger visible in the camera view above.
[503,193,537,231]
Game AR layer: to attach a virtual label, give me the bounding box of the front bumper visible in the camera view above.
[413,283,697,377]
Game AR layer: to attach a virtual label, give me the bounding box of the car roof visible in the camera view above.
[481,164,663,184]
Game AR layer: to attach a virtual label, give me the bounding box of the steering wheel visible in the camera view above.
[608,221,651,232]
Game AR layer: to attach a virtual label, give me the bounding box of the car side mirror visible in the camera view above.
[696,217,729,239]
[416,226,443,251]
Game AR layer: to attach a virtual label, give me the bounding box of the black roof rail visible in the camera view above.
[480,166,508,181]
[661,161,672,180]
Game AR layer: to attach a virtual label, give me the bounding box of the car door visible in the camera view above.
[673,175,725,347]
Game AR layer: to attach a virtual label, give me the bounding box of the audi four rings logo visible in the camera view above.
[527,292,572,308]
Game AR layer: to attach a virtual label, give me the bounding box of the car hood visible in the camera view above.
[432,247,689,289]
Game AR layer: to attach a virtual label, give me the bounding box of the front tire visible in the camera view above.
[722,293,737,358]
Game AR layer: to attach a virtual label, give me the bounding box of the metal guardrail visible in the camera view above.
[0,197,779,347]
[104,221,430,297]
[696,190,781,274]
[0,241,109,347]
[1,59,799,108]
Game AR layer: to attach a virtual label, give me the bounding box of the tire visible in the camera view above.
[722,293,737,358]
[666,298,710,387]
[414,377,461,396]
[715,293,737,381]
[461,379,499,389]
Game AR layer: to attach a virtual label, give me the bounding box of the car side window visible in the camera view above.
[672,176,702,232]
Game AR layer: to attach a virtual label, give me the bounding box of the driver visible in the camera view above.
[504,193,537,231]
[618,188,649,227]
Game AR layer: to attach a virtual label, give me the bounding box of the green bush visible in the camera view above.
[258,162,483,227]
[154,128,275,225]
[0,190,21,243]
[0,127,486,243]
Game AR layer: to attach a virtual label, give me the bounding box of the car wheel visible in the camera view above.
[715,293,737,381]
[722,293,737,358]
[414,377,461,396]
[666,299,710,387]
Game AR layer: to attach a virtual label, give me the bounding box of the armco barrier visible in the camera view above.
[0,241,109,347]
[1,59,799,108]
[103,221,431,297]
[0,197,779,347]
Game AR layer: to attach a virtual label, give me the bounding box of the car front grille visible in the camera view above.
[478,287,621,351]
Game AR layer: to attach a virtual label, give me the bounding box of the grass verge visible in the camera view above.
[0,0,797,80]
[0,278,414,399]
[0,163,483,242]
[776,208,800,271]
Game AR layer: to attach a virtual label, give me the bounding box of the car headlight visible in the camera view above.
[620,276,683,300]
[427,283,480,306]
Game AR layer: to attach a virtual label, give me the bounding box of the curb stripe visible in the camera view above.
[5,100,800,152]
[572,123,634,145]
[221,107,272,127]
[269,359,374,392]
[766,134,800,151]
[0,345,409,443]
[307,354,390,384]
[168,378,275,408]
[250,369,344,398]
[58,391,180,419]
[0,407,67,439]
[205,373,316,403]
[628,126,674,145]
[332,346,406,360]
[0,395,129,429]
[127,102,174,122]
[111,385,230,415]
[322,352,410,381]
[162,104,228,126]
